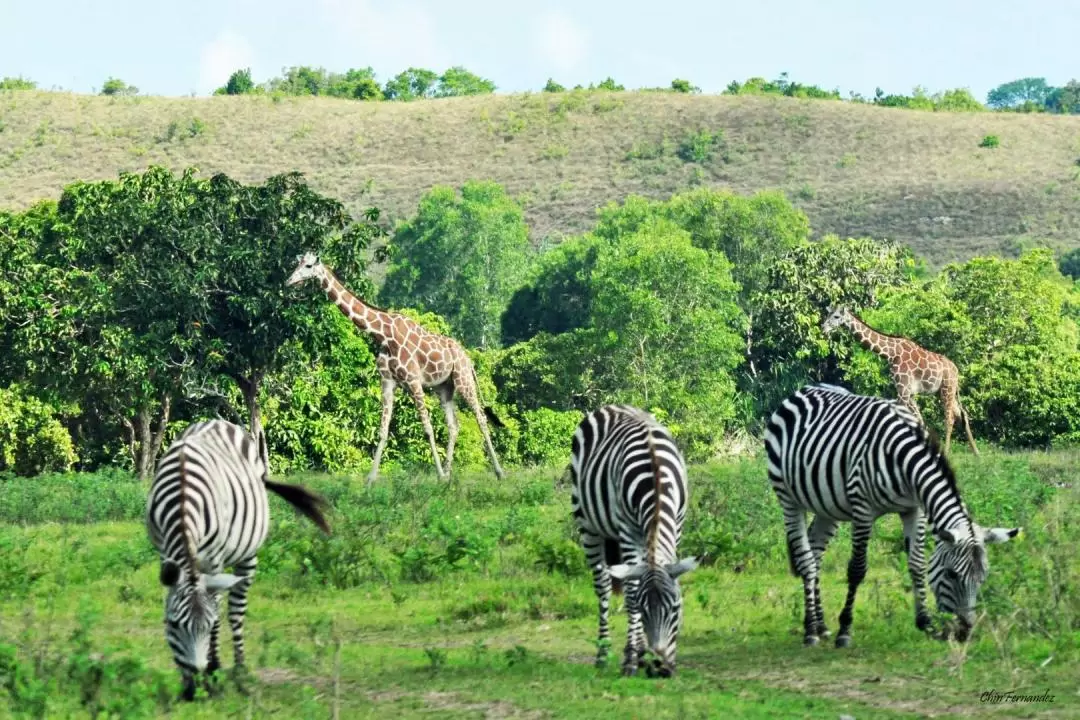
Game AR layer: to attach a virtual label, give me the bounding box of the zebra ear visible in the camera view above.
[608,563,647,581]
[203,573,242,592]
[667,557,699,578]
[983,527,1021,544]
[160,561,180,587]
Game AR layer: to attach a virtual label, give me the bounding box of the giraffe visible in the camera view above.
[821,305,979,457]
[286,252,506,484]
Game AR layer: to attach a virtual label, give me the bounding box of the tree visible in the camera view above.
[933,88,984,112]
[215,68,256,96]
[543,78,565,93]
[436,66,496,97]
[100,77,138,96]
[1045,80,1080,114]
[986,77,1051,109]
[1059,248,1080,281]
[0,76,36,91]
[670,79,700,94]
[379,181,531,348]
[383,67,439,101]
[586,218,746,457]
[594,77,624,91]
[327,68,383,100]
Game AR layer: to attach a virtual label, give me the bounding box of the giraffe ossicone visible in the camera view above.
[821,305,979,457]
[286,252,506,483]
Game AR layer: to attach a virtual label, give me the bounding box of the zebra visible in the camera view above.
[570,404,698,678]
[764,383,1020,648]
[146,419,331,700]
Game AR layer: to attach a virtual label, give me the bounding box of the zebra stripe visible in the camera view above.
[765,384,1019,647]
[570,405,698,677]
[146,420,330,700]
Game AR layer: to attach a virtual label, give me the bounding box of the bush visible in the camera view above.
[0,385,77,476]
[100,77,137,96]
[0,76,36,91]
[980,134,1000,148]
[543,79,565,93]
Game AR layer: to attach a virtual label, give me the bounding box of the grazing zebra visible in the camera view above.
[146,420,331,700]
[570,405,698,677]
[765,383,1019,648]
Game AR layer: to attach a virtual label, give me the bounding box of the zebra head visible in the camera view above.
[821,305,853,336]
[286,251,324,287]
[159,559,242,692]
[928,524,1020,641]
[610,557,698,676]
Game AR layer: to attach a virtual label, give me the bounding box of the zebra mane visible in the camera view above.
[919,421,973,527]
[177,447,201,579]
[644,425,664,565]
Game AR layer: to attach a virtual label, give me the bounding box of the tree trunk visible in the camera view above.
[125,395,172,481]
[745,311,758,379]
[238,374,263,441]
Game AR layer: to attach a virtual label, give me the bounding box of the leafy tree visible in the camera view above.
[725,73,840,100]
[266,65,330,96]
[543,78,565,93]
[436,66,496,97]
[327,67,383,100]
[1046,80,1080,114]
[379,180,531,348]
[384,67,439,101]
[933,88,984,112]
[100,77,137,96]
[986,77,1051,109]
[1059,247,1080,280]
[594,77,625,91]
[586,218,746,456]
[0,76,36,91]
[214,68,257,96]
[670,79,700,94]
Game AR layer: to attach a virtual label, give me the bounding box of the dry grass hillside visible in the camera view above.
[3,89,1080,265]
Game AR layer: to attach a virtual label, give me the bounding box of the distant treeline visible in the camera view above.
[2,68,1077,114]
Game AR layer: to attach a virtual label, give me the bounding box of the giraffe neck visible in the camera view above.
[319,269,393,346]
[845,315,897,360]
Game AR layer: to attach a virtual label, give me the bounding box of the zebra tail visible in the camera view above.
[264,480,332,535]
[604,539,623,595]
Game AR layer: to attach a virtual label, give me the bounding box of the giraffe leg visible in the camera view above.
[454,367,505,481]
[897,387,925,427]
[959,400,979,456]
[436,384,459,479]
[407,382,445,479]
[941,389,955,456]
[367,372,397,485]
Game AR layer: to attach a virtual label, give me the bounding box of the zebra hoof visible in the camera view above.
[835,635,852,649]
[621,664,639,677]
[803,635,820,647]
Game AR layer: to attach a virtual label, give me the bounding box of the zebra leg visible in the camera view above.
[227,557,257,682]
[808,515,839,638]
[581,531,613,667]
[782,507,821,645]
[203,614,224,696]
[836,520,873,648]
[621,574,644,676]
[901,509,932,633]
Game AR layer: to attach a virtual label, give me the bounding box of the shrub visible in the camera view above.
[677,129,724,163]
[979,134,1000,148]
[543,78,565,93]
[670,78,700,94]
[0,385,77,476]
[100,77,138,96]
[0,76,36,91]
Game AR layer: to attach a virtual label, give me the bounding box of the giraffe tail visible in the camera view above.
[470,363,506,428]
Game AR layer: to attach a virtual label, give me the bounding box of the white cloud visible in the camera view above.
[197,31,255,95]
[318,0,445,73]
[532,10,588,76]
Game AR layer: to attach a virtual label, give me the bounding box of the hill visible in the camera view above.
[2,89,1080,265]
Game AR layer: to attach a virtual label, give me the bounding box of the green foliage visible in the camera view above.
[593,77,624,92]
[99,77,137,96]
[214,68,257,96]
[1059,247,1080,280]
[986,77,1051,109]
[933,88,984,112]
[0,385,77,476]
[0,76,36,91]
[383,67,439,101]
[724,73,840,100]
[979,134,1000,148]
[670,79,700,94]
[1044,80,1080,114]
[677,129,724,163]
[542,78,565,93]
[859,249,1080,446]
[262,66,384,101]
[435,66,497,98]
[379,180,532,348]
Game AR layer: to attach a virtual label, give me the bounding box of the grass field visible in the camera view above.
[1,448,1077,718]
[3,90,1080,267]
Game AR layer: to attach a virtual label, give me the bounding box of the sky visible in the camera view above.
[1,0,1077,101]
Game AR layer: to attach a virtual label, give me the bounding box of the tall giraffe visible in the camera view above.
[821,306,979,456]
[286,252,506,484]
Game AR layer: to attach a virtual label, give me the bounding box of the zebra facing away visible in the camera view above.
[570,405,698,678]
[146,420,331,700]
[765,384,1019,648]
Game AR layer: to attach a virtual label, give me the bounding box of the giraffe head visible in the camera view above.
[821,305,854,336]
[928,523,1020,641]
[286,252,325,287]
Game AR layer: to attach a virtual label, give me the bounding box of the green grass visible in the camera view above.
[2,90,1080,268]
[1,449,1078,718]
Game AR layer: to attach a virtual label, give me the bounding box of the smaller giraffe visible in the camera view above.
[821,306,979,456]
[286,252,506,483]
